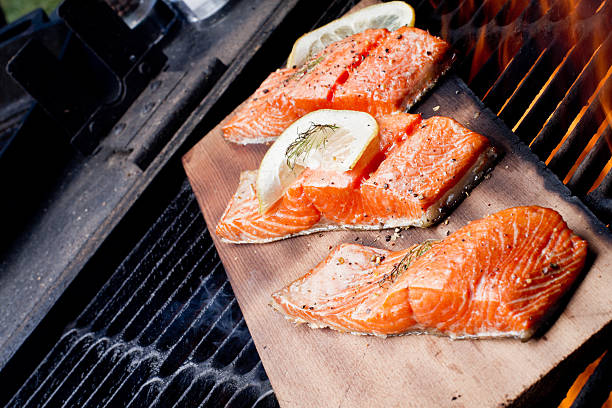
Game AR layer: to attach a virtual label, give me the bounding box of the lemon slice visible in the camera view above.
[287,1,415,68]
[257,110,379,213]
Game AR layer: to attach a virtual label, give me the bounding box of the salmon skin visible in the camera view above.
[222,27,453,144]
[216,113,498,244]
[271,206,587,340]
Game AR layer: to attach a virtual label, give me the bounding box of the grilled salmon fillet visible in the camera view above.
[331,26,453,117]
[216,113,498,243]
[222,27,452,144]
[271,206,587,340]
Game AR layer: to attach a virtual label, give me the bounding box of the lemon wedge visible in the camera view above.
[287,1,415,68]
[257,110,379,213]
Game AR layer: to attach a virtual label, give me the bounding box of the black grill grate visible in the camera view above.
[414,0,612,225]
[6,180,278,408]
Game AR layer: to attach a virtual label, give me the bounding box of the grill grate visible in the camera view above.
[415,0,612,225]
[6,180,278,408]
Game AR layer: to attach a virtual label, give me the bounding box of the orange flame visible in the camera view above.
[559,352,612,407]
[458,0,476,26]
[436,0,611,192]
[601,71,612,130]
[469,26,493,83]
[589,68,612,193]
[537,0,554,17]
[464,0,554,85]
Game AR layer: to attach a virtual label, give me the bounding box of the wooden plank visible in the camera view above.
[183,0,612,400]
[183,73,612,407]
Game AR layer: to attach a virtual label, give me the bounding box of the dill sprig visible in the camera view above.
[290,56,324,80]
[285,122,338,170]
[377,239,439,286]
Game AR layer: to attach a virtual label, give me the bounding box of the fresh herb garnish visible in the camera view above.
[285,122,338,170]
[290,56,324,81]
[377,239,439,286]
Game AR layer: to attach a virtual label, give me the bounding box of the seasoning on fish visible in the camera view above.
[331,26,453,117]
[216,113,498,243]
[271,206,587,340]
[222,27,452,144]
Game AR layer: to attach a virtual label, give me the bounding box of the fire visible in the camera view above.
[498,28,517,77]
[430,0,611,199]
[562,119,605,185]
[559,352,612,407]
[589,69,612,193]
[469,26,493,83]
[601,69,612,137]
[562,64,612,192]
[483,1,553,83]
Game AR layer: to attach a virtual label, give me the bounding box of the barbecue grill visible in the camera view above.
[0,0,610,407]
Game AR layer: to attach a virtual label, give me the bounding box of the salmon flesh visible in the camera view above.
[216,113,498,244]
[271,206,587,340]
[222,27,453,144]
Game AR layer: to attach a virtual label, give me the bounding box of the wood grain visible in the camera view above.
[183,38,612,408]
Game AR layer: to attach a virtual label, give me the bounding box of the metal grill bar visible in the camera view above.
[547,78,612,177]
[225,385,261,408]
[567,126,612,194]
[80,348,144,408]
[521,32,608,151]
[515,39,589,140]
[123,232,217,342]
[89,198,202,333]
[532,32,612,160]
[498,37,569,133]
[155,265,229,352]
[252,389,277,408]
[159,293,237,375]
[19,335,95,407]
[57,344,122,407]
[49,341,123,408]
[200,380,239,408]
[5,180,276,407]
[234,340,263,375]
[125,379,164,408]
[470,0,549,94]
[466,33,522,98]
[172,373,216,408]
[592,164,612,195]
[482,37,549,112]
[74,187,196,328]
[131,241,218,344]
[208,318,249,367]
[5,331,79,406]
[104,210,206,337]
[141,257,225,348]
[191,301,243,365]
[152,365,198,408]
[101,355,160,408]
